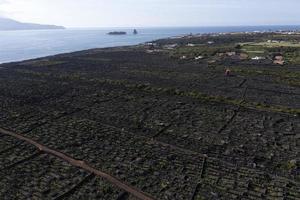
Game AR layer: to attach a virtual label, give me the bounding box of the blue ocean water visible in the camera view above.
[1,26,300,64]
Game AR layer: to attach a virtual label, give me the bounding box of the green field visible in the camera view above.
[240,41,300,63]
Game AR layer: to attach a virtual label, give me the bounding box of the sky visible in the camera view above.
[0,0,300,27]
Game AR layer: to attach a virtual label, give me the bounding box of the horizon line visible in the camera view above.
[66,24,300,29]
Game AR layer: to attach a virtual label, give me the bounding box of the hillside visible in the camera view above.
[0,17,65,30]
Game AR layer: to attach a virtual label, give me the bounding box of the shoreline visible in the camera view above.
[0,44,140,66]
[1,27,300,65]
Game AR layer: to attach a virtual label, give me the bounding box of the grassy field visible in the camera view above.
[170,44,236,59]
[239,41,300,63]
[243,41,300,47]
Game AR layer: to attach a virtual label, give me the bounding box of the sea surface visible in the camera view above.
[1,26,300,64]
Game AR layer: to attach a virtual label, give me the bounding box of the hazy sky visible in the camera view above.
[0,0,300,27]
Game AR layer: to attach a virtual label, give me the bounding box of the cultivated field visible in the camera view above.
[0,33,299,199]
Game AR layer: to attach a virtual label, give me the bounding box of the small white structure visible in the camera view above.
[195,56,204,60]
[207,41,215,45]
[146,49,162,54]
[187,43,196,47]
[145,42,156,46]
[163,44,178,49]
[251,56,265,60]
[226,52,236,57]
[267,40,280,43]
[180,55,187,60]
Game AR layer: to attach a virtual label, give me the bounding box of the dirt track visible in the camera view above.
[0,128,155,200]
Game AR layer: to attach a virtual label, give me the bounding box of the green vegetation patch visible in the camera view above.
[284,51,300,64]
[170,44,236,58]
[249,41,300,48]
[21,59,66,67]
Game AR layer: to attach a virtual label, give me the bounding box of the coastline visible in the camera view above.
[0,44,139,66]
[1,26,300,64]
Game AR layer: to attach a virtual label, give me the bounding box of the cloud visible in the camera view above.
[0,0,8,16]
[1,0,300,27]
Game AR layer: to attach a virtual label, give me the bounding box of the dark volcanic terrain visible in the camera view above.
[0,32,299,199]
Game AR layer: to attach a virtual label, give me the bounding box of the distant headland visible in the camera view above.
[0,17,65,31]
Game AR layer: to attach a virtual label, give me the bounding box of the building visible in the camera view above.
[273,54,285,65]
[226,52,236,57]
[187,43,196,47]
[251,56,265,60]
[180,55,187,60]
[195,56,204,60]
[239,53,249,60]
[163,44,178,50]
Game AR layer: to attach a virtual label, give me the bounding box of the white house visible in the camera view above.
[251,56,265,60]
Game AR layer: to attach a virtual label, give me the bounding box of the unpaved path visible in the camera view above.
[0,128,155,200]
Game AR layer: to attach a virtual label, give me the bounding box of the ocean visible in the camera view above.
[1,26,300,64]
